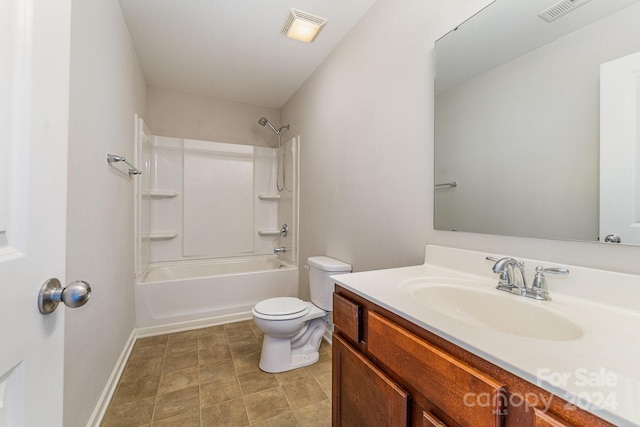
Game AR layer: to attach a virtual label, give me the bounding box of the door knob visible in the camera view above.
[604,234,622,243]
[38,278,92,314]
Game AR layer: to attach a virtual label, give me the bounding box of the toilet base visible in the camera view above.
[259,350,320,373]
[258,318,326,373]
[258,341,322,373]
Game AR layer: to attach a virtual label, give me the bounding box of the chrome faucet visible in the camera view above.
[274,247,287,254]
[487,256,569,301]
[488,257,527,296]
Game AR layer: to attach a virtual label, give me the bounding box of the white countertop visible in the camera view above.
[331,245,640,427]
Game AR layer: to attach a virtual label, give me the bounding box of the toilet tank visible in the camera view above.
[307,256,352,311]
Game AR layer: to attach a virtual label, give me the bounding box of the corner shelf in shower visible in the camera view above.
[257,194,280,201]
[258,230,281,237]
[143,233,178,241]
[143,191,178,199]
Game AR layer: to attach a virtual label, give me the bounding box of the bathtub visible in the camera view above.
[135,256,298,332]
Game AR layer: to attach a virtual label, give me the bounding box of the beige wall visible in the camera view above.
[283,0,640,300]
[65,0,146,424]
[282,0,488,297]
[146,85,281,147]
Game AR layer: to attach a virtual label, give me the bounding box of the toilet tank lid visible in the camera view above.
[307,256,352,272]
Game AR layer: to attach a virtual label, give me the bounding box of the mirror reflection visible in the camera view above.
[434,0,640,245]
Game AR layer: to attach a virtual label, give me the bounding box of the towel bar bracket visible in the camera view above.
[435,181,457,189]
[107,154,142,176]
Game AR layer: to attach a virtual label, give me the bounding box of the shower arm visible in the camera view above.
[258,117,289,136]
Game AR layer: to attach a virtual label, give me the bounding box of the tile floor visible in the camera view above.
[101,320,332,426]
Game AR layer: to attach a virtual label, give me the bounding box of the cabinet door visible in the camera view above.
[333,334,410,426]
[367,312,506,427]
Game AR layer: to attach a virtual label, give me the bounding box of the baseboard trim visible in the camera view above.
[86,329,137,427]
[136,311,252,338]
[324,314,334,345]
[323,332,333,345]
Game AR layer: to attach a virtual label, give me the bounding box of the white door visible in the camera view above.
[600,52,640,244]
[1,0,72,426]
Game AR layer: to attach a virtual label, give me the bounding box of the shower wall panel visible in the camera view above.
[277,136,299,265]
[183,140,254,257]
[254,146,280,253]
[135,116,153,278]
[149,137,183,263]
[138,136,282,266]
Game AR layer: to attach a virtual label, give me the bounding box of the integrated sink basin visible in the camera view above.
[400,278,583,341]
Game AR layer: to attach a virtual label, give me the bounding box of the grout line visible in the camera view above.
[197,332,202,427]
[227,323,257,426]
[249,410,297,426]
[149,333,169,426]
[279,380,296,420]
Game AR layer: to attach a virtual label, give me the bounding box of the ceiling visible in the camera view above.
[119,0,378,109]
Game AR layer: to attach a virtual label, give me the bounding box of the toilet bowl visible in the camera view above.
[252,256,352,373]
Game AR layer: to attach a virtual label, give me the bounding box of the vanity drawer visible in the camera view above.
[367,311,506,427]
[423,411,449,427]
[533,408,574,427]
[333,292,362,343]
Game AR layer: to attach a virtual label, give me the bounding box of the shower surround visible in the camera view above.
[134,117,299,333]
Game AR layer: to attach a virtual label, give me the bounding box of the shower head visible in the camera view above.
[258,116,280,135]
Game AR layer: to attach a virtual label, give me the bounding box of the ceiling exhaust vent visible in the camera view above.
[281,9,327,43]
[538,0,593,22]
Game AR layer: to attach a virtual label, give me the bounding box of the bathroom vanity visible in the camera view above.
[331,246,640,426]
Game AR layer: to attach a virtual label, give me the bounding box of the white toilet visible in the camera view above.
[252,256,352,373]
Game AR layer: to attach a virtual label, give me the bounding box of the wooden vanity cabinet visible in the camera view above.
[332,286,614,427]
[333,334,410,426]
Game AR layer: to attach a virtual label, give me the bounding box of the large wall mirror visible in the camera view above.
[434,0,640,245]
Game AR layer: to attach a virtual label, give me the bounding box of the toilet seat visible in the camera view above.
[253,297,310,320]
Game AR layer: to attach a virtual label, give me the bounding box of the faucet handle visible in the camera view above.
[539,266,570,275]
[527,266,570,301]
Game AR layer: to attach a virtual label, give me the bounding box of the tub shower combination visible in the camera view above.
[135,257,298,329]
[133,117,299,332]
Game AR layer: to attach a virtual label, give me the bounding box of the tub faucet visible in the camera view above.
[274,247,287,254]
